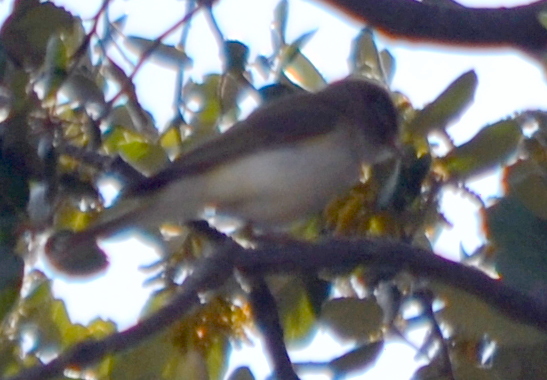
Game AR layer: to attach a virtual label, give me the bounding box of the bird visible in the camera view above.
[45,78,399,275]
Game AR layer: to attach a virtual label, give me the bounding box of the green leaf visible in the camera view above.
[117,140,169,176]
[438,118,522,179]
[0,248,23,322]
[0,42,9,80]
[60,73,106,116]
[219,41,251,118]
[42,34,68,102]
[320,298,383,341]
[379,49,396,85]
[0,145,30,218]
[272,0,288,49]
[186,75,223,133]
[53,200,97,232]
[301,275,331,316]
[505,159,547,220]
[329,340,384,377]
[124,36,190,69]
[350,28,384,82]
[279,31,326,91]
[160,122,184,159]
[113,296,234,380]
[15,272,116,357]
[102,125,150,154]
[0,0,75,69]
[163,349,209,380]
[223,40,249,73]
[389,151,431,211]
[431,278,547,346]
[227,366,255,380]
[273,276,317,345]
[218,74,246,119]
[492,340,547,379]
[110,328,177,380]
[413,362,446,380]
[15,275,67,353]
[408,70,478,136]
[485,195,547,296]
[204,334,229,380]
[0,337,27,377]
[106,104,155,140]
[537,10,547,30]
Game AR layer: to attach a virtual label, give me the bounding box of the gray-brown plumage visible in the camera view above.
[46,79,399,275]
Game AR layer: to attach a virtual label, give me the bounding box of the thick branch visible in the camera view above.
[320,0,547,53]
[5,238,547,380]
[237,239,547,332]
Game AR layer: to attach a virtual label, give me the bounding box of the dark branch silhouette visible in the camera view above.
[320,0,547,53]
[5,239,547,380]
[245,275,300,380]
[239,239,547,332]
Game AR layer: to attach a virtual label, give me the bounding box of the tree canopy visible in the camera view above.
[0,0,547,379]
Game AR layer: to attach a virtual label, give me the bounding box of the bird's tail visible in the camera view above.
[44,178,204,276]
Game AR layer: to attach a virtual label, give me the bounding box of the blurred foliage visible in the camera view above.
[111,295,250,380]
[0,271,115,377]
[0,0,545,379]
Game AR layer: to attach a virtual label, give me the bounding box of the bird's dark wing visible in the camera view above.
[124,92,342,197]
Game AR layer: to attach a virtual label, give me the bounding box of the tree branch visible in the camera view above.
[237,239,547,332]
[319,0,547,53]
[5,238,547,380]
[245,274,300,380]
[3,244,236,380]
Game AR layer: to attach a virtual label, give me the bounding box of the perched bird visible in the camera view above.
[45,78,399,275]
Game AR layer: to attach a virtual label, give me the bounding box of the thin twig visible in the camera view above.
[174,0,197,111]
[415,288,456,380]
[107,5,203,106]
[244,274,300,380]
[69,0,112,70]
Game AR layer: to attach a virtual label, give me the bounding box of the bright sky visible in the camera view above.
[7,0,547,379]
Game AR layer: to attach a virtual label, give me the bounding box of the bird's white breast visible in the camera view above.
[198,125,364,227]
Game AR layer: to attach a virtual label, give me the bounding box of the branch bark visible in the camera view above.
[245,275,300,380]
[5,238,547,380]
[320,0,547,53]
[239,239,547,332]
